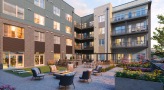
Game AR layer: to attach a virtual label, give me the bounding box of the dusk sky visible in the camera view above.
[64,0,164,48]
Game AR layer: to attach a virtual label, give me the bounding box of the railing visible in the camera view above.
[82,34,94,39]
[82,45,94,50]
[112,9,148,22]
[112,25,148,36]
[112,41,148,48]
[75,45,81,50]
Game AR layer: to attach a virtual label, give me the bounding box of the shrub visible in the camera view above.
[0,85,15,90]
[101,65,115,72]
[115,70,162,82]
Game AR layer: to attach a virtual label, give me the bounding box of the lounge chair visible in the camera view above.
[67,64,74,72]
[79,70,92,82]
[59,72,76,90]
[31,67,45,80]
[49,65,58,74]
[93,65,102,75]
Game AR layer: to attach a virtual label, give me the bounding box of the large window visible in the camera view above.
[34,0,45,9]
[66,26,72,34]
[3,1,24,19]
[99,39,105,46]
[35,53,44,66]
[66,39,72,46]
[34,31,45,42]
[136,8,146,17]
[53,6,60,16]
[66,14,72,22]
[137,36,145,44]
[99,27,105,34]
[34,13,45,25]
[115,26,125,34]
[99,15,105,22]
[54,36,60,44]
[4,24,24,39]
[54,21,60,30]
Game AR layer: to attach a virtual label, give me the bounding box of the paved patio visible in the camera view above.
[0,65,122,90]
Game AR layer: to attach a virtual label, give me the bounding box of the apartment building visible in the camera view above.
[0,0,151,69]
[0,0,75,69]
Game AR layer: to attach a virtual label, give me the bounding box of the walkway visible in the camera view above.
[0,66,122,90]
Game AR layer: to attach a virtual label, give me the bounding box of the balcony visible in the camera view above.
[82,45,94,50]
[112,25,148,36]
[111,9,148,23]
[112,41,148,49]
[75,45,81,50]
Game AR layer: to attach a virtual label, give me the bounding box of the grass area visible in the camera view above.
[4,66,66,78]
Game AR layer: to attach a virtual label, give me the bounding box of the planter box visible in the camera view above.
[115,77,163,90]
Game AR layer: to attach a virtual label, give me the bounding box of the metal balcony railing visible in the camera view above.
[112,9,148,22]
[112,25,148,36]
[112,41,148,48]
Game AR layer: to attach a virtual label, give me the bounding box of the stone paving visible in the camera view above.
[0,65,122,90]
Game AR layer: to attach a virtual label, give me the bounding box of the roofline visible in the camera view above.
[61,0,74,9]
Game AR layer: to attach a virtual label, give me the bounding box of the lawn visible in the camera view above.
[4,66,66,78]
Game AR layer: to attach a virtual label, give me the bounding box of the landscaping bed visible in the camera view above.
[5,66,66,77]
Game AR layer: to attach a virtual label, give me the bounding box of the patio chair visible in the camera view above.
[79,70,92,82]
[93,65,102,76]
[59,72,76,90]
[49,65,58,74]
[31,67,45,80]
[67,64,74,72]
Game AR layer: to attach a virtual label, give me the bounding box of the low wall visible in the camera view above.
[115,77,163,90]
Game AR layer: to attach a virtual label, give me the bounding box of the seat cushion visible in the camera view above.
[32,68,40,75]
[37,74,45,77]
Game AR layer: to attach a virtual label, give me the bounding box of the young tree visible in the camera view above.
[152,15,164,57]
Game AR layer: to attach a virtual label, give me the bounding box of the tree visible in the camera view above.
[152,15,164,57]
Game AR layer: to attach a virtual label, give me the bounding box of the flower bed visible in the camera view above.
[0,85,15,90]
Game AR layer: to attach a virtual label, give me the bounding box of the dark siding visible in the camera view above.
[54,44,60,53]
[3,37,24,52]
[66,46,72,54]
[35,41,45,53]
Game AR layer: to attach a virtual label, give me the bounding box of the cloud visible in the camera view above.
[64,0,93,16]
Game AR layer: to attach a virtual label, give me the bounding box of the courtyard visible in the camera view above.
[0,65,122,90]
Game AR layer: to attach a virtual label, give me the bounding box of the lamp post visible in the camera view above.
[106,7,109,61]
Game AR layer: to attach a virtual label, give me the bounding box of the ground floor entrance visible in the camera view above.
[3,52,24,69]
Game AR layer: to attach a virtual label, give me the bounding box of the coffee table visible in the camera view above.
[53,71,72,79]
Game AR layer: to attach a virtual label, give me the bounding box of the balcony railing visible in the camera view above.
[112,9,148,22]
[75,45,81,50]
[82,45,94,50]
[112,25,148,36]
[112,41,148,48]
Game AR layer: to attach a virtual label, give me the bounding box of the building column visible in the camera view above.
[0,19,3,69]
[61,36,66,60]
[24,26,35,67]
[45,32,54,64]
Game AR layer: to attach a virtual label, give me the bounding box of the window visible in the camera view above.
[89,21,94,27]
[35,53,44,66]
[34,13,45,25]
[115,26,125,34]
[99,27,105,34]
[66,39,72,46]
[82,23,87,28]
[66,26,72,34]
[137,36,145,44]
[4,24,24,39]
[136,8,146,17]
[128,12,132,18]
[34,31,45,42]
[66,14,72,22]
[115,14,124,21]
[54,36,60,44]
[53,6,60,16]
[3,1,24,19]
[54,54,60,61]
[99,15,105,22]
[136,21,147,31]
[99,39,105,46]
[99,54,105,61]
[34,0,45,9]
[54,21,60,30]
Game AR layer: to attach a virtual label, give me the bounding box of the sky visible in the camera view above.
[64,0,164,48]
